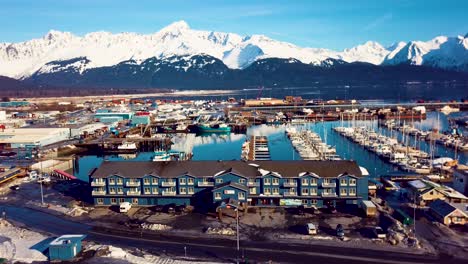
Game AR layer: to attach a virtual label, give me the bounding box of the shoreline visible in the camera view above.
[12,90,238,104]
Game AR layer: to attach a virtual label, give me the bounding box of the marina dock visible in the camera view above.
[251,136,271,161]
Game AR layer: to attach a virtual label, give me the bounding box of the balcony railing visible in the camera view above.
[91,181,106,187]
[127,191,141,196]
[161,181,176,187]
[198,181,214,187]
[283,182,297,187]
[126,181,141,187]
[321,192,337,197]
[283,192,297,197]
[321,182,336,188]
[92,190,106,195]
[162,191,177,196]
[247,182,260,187]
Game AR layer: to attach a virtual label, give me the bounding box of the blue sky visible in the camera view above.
[1,0,466,50]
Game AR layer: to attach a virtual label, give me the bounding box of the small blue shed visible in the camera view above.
[48,234,86,261]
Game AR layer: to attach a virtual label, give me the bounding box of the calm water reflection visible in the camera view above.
[75,112,466,182]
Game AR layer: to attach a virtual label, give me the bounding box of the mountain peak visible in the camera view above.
[43,30,73,41]
[160,21,190,32]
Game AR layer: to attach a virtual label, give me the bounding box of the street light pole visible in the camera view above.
[413,193,416,237]
[40,160,44,205]
[236,208,239,252]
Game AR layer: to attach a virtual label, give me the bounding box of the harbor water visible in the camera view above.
[74,112,466,182]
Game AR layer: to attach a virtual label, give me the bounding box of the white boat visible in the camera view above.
[152,151,171,161]
[117,142,137,150]
[439,105,460,115]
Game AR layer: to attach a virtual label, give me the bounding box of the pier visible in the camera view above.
[251,136,271,161]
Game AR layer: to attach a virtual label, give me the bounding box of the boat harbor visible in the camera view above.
[286,127,340,160]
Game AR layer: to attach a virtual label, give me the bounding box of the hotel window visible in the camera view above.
[238,192,245,200]
[215,192,221,200]
[109,178,115,184]
[152,187,158,194]
[144,178,150,185]
[144,187,150,194]
[117,187,123,194]
[216,178,223,184]
[340,179,347,185]
[168,187,176,193]
[187,178,194,185]
[180,187,187,194]
[349,188,356,196]
[302,188,309,195]
[310,178,317,186]
[323,179,330,184]
[302,178,309,185]
[272,178,279,185]
[272,187,279,195]
[132,198,138,205]
[349,179,356,186]
[311,199,317,205]
[111,198,117,204]
[152,178,158,185]
[117,178,123,184]
[109,187,116,194]
[302,199,308,205]
[180,178,186,184]
[119,198,125,203]
[264,188,271,195]
[264,178,271,185]
[188,187,194,194]
[239,178,246,184]
[249,187,256,194]
[289,187,296,194]
[97,198,104,205]
[323,189,330,195]
[310,188,317,195]
[340,189,347,196]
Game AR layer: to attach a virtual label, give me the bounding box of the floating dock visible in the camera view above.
[251,136,271,161]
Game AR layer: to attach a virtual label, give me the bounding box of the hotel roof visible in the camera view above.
[91,160,363,179]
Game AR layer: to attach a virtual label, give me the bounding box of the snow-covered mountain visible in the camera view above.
[383,36,468,71]
[0,20,467,79]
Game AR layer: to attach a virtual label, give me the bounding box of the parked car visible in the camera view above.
[306,223,317,235]
[373,227,386,239]
[9,185,20,191]
[336,224,344,239]
[119,202,132,213]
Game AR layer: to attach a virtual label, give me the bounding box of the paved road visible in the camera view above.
[1,205,458,264]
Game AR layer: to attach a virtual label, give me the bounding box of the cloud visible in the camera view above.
[364,13,393,31]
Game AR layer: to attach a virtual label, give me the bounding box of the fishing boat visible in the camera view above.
[152,151,171,161]
[117,142,137,151]
[196,123,231,133]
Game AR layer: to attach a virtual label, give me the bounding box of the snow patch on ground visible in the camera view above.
[0,220,48,263]
[86,245,221,264]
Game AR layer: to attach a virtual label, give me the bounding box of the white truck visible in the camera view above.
[119,202,132,213]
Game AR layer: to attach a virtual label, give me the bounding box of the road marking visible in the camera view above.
[89,230,434,264]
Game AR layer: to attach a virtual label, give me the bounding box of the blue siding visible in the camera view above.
[91,172,368,208]
[213,185,247,202]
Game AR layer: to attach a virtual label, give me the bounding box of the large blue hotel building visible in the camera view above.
[90,160,368,208]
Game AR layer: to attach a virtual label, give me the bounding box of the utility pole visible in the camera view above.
[236,208,239,252]
[413,193,417,237]
[40,160,44,205]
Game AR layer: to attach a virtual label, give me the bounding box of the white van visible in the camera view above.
[119,202,132,213]
[306,223,317,235]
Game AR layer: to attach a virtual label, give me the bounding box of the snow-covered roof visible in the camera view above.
[49,234,86,246]
[359,166,370,176]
